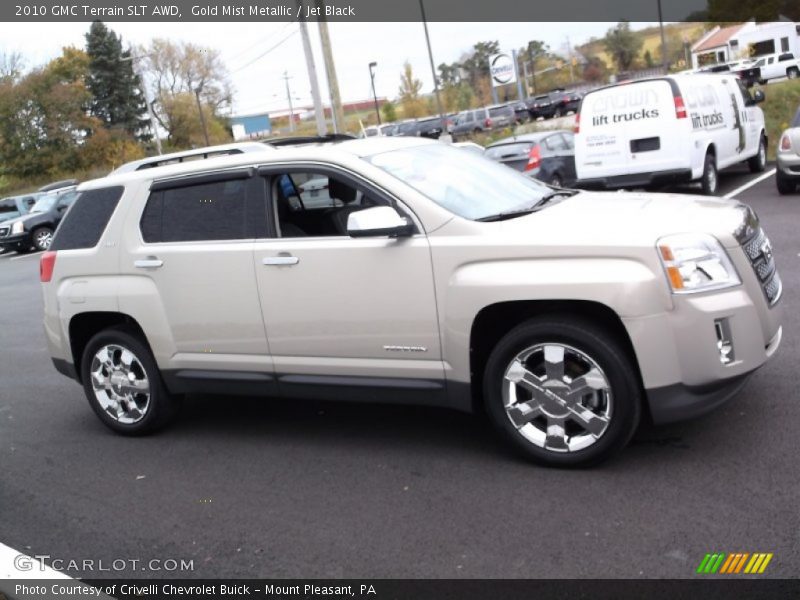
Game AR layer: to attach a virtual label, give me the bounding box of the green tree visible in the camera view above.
[85,21,148,140]
[461,40,500,89]
[603,22,643,72]
[381,99,397,123]
[397,61,426,118]
[0,47,96,177]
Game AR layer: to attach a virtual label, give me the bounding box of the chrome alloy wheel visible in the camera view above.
[501,343,612,452]
[34,229,53,250]
[90,344,151,424]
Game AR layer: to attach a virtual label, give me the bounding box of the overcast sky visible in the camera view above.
[0,21,656,115]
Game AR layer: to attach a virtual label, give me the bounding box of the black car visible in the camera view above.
[394,119,421,137]
[484,130,576,187]
[415,115,451,139]
[0,188,79,252]
[527,89,581,119]
[508,101,530,124]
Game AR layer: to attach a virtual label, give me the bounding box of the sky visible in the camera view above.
[0,21,656,115]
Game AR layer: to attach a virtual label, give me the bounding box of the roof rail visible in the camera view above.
[265,133,357,147]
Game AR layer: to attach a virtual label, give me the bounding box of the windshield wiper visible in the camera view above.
[477,190,578,222]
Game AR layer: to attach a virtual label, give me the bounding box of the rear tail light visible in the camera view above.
[674,95,687,119]
[40,251,56,283]
[780,134,792,151]
[574,112,580,133]
[524,145,542,171]
[485,117,493,128]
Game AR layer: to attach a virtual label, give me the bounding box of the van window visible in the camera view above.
[779,53,794,62]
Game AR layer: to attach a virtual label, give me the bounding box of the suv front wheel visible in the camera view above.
[81,328,181,435]
[483,317,641,467]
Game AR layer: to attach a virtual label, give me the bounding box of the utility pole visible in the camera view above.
[522,61,531,96]
[282,71,295,133]
[657,0,669,72]
[566,36,575,83]
[298,17,327,136]
[419,0,447,140]
[194,88,210,146]
[317,13,345,133]
[513,49,524,100]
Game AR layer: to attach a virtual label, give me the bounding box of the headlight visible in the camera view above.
[657,233,740,293]
[11,221,24,234]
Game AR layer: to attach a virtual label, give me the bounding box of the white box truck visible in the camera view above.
[575,74,767,194]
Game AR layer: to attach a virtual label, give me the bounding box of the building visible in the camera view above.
[230,112,272,141]
[691,20,800,68]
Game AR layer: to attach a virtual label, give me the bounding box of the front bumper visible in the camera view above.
[0,231,31,248]
[777,152,800,178]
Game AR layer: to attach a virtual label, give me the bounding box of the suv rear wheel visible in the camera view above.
[483,317,641,467]
[81,328,181,435]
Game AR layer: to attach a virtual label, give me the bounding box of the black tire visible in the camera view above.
[31,226,54,251]
[483,316,641,468]
[700,152,718,195]
[80,327,181,435]
[787,67,799,80]
[748,135,767,173]
[776,172,796,195]
[553,108,563,118]
[550,173,563,188]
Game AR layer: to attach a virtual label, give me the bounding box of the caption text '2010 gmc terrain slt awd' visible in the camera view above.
[41,137,782,467]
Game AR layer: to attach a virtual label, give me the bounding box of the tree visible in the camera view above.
[139,38,232,146]
[397,61,426,118]
[85,21,148,140]
[381,99,397,123]
[644,50,654,68]
[603,22,643,72]
[0,47,96,177]
[0,50,24,83]
[460,40,500,89]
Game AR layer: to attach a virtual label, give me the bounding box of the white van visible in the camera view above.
[575,74,767,194]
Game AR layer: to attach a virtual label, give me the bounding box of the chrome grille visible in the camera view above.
[739,225,781,306]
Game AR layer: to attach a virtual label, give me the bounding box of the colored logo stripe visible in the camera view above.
[698,552,773,574]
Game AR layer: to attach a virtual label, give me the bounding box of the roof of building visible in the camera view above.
[693,24,744,53]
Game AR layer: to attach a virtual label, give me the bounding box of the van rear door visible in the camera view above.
[576,79,680,182]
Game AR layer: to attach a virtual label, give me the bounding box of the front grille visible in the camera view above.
[0,226,9,238]
[738,225,782,306]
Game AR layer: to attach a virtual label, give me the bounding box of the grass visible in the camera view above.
[760,79,800,160]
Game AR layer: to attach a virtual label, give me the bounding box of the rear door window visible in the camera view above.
[141,172,265,243]
[50,187,124,251]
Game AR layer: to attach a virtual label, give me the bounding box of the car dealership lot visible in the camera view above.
[0,169,797,579]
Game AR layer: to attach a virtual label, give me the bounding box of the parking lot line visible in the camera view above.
[9,251,42,261]
[0,540,74,579]
[723,168,776,199]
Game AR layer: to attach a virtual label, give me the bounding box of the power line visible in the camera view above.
[230,27,299,75]
[225,22,295,67]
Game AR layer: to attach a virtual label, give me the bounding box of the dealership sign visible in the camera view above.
[489,52,517,87]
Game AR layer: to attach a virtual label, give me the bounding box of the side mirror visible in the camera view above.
[752,89,765,104]
[347,206,413,238]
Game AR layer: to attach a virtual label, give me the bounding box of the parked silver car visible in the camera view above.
[776,106,800,194]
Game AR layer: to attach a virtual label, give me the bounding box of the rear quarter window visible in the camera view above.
[50,186,124,251]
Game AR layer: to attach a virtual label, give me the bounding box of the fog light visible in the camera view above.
[714,318,735,365]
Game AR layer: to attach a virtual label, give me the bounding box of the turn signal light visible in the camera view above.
[780,134,792,151]
[674,96,687,119]
[525,145,542,171]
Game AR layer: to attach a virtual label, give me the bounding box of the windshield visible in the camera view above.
[367,143,551,220]
[31,195,58,212]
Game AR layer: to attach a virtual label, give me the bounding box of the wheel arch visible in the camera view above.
[467,300,643,414]
[68,312,149,383]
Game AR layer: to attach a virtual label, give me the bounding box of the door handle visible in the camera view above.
[134,258,164,269]
[262,255,299,266]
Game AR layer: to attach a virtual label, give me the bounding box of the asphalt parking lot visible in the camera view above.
[0,166,797,579]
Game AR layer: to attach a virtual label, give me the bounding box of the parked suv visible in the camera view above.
[0,187,78,252]
[42,137,782,467]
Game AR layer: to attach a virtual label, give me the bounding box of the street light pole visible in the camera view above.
[368,62,381,126]
[419,0,446,140]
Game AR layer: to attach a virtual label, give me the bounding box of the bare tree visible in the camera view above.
[0,50,25,83]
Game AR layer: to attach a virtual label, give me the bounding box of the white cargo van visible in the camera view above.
[575,74,767,194]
